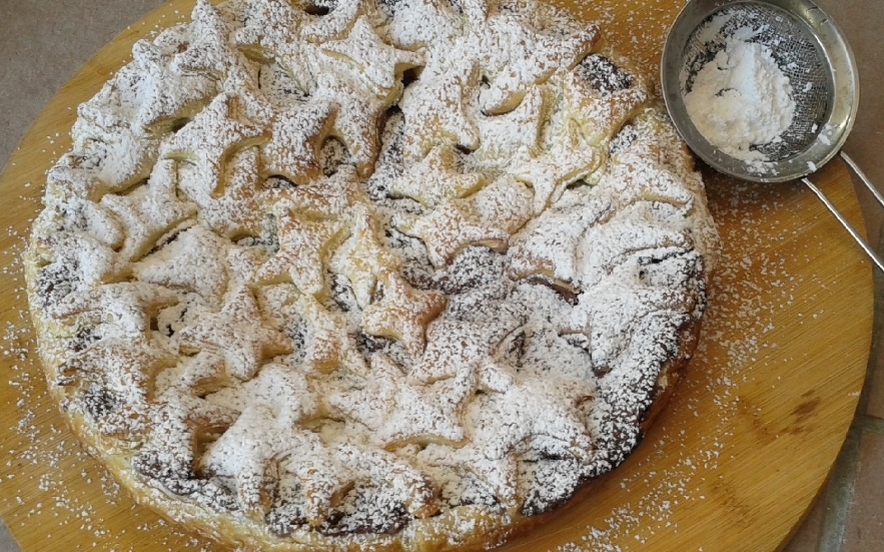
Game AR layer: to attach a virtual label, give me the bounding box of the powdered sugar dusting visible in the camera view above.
[18,0,719,549]
[683,25,795,162]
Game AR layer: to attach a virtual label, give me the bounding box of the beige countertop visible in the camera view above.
[1,0,883,550]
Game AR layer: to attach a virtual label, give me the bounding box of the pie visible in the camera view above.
[23,0,719,549]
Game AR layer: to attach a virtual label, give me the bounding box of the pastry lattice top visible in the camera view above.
[26,0,719,546]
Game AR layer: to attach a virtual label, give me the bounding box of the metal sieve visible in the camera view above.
[661,0,884,271]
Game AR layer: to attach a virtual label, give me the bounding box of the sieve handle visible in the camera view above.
[840,152,884,210]
[801,175,884,272]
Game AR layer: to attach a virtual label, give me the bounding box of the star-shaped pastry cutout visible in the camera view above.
[301,0,366,42]
[510,120,602,213]
[200,393,344,523]
[45,163,112,202]
[177,351,233,397]
[261,99,338,185]
[180,147,270,239]
[329,354,468,447]
[163,93,269,196]
[132,224,231,307]
[136,384,239,488]
[31,231,122,304]
[389,0,462,48]
[268,165,360,219]
[399,56,481,161]
[176,286,293,380]
[76,82,128,133]
[234,0,305,60]
[389,144,486,208]
[475,357,517,394]
[284,13,422,175]
[329,206,401,308]
[563,273,695,367]
[410,316,521,384]
[401,176,532,267]
[255,210,347,297]
[130,38,217,130]
[335,442,440,518]
[274,45,319,99]
[508,198,610,284]
[278,439,352,527]
[309,69,387,175]
[477,16,599,114]
[217,363,343,524]
[379,359,472,447]
[235,364,353,526]
[472,372,593,460]
[562,55,650,147]
[59,337,175,391]
[234,0,319,91]
[89,124,162,192]
[49,281,179,336]
[200,403,284,518]
[474,455,520,505]
[402,200,502,268]
[602,129,696,211]
[241,362,320,425]
[320,15,422,97]
[172,0,259,86]
[361,271,445,356]
[429,446,520,507]
[43,178,123,247]
[227,244,272,286]
[60,337,178,436]
[101,159,197,262]
[422,368,593,507]
[474,85,548,164]
[299,294,355,373]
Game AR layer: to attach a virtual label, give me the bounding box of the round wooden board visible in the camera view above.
[0,0,874,551]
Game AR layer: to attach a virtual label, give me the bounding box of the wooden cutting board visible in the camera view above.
[0,0,873,551]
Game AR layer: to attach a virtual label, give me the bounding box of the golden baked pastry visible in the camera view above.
[24,0,719,550]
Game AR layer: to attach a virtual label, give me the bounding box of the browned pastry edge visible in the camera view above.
[640,316,702,434]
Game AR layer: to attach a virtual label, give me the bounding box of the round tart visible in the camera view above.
[24,0,719,550]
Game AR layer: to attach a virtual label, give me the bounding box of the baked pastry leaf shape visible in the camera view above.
[24,0,720,550]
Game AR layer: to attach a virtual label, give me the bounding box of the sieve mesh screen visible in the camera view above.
[680,3,830,161]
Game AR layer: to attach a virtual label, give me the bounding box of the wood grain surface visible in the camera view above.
[0,0,874,551]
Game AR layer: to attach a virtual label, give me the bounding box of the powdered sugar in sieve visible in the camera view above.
[662,0,884,271]
[679,4,830,164]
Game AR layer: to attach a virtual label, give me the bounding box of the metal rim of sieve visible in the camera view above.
[661,0,859,183]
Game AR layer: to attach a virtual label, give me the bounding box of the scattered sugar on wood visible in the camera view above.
[547,175,817,550]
